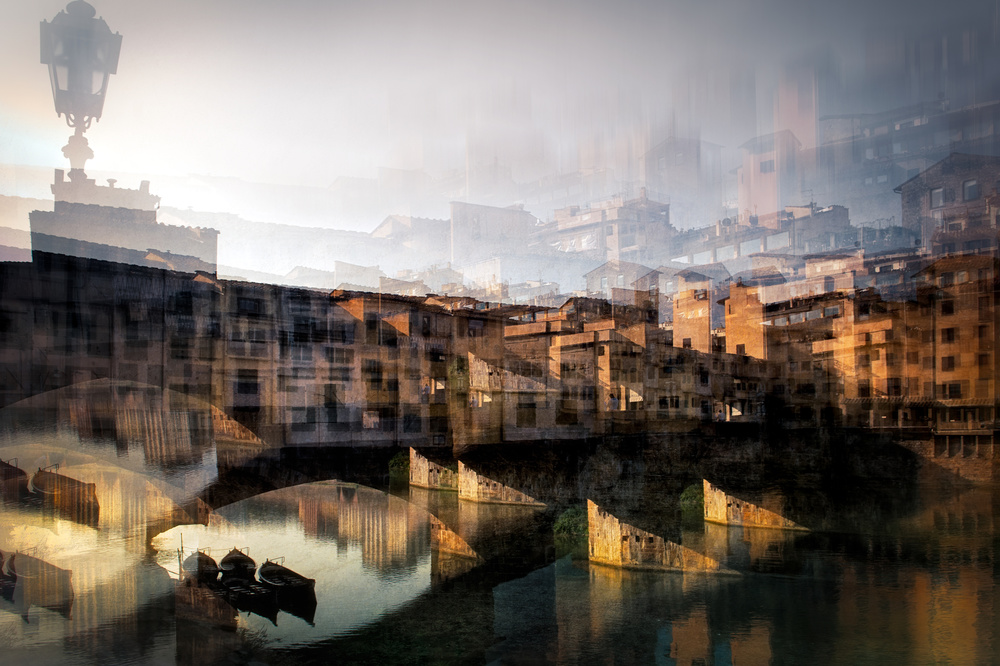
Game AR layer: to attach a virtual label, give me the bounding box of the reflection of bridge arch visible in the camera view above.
[160,481,483,587]
[0,379,483,555]
[0,378,273,453]
[0,379,279,540]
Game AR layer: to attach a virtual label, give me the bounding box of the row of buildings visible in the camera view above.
[4,110,1000,482]
[3,205,1000,482]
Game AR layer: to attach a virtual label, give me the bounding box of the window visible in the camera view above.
[948,383,962,399]
[907,351,919,364]
[682,338,692,349]
[236,369,259,394]
[942,328,958,343]
[941,300,955,316]
[760,159,775,173]
[887,378,902,396]
[858,380,871,398]
[237,297,264,316]
[963,179,981,201]
[363,359,383,389]
[931,187,944,209]
[942,356,957,371]
[736,344,746,355]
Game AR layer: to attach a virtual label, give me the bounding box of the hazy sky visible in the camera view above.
[0,0,994,196]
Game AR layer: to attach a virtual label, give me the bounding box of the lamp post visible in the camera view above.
[40,0,122,182]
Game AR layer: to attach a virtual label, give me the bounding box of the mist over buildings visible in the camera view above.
[3,0,1000,279]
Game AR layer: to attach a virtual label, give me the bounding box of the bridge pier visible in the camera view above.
[409,448,458,491]
[587,500,736,574]
[703,480,807,530]
[458,461,545,506]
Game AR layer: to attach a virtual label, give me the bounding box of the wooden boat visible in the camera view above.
[6,552,74,619]
[257,559,316,625]
[0,551,15,603]
[181,550,220,584]
[28,466,100,526]
[0,458,28,502]
[257,559,315,591]
[0,458,26,484]
[218,577,279,625]
[219,547,255,580]
[0,551,13,580]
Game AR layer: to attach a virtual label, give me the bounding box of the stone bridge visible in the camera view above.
[0,378,953,586]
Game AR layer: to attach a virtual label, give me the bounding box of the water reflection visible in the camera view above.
[483,482,999,665]
[154,482,435,652]
[1,380,999,664]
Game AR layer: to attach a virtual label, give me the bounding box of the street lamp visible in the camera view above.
[40,0,122,181]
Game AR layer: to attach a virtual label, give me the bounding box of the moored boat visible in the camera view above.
[181,550,220,584]
[258,559,315,591]
[0,458,28,502]
[28,466,100,526]
[0,551,15,603]
[6,551,74,619]
[0,458,26,483]
[219,547,256,580]
[219,577,279,625]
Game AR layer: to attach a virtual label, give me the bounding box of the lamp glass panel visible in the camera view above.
[55,64,68,92]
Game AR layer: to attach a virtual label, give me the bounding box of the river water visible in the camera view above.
[0,383,997,664]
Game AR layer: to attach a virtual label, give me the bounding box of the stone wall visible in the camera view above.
[897,438,996,484]
[409,448,458,490]
[703,480,807,530]
[458,462,544,505]
[587,499,733,573]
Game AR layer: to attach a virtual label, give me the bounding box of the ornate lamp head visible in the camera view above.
[40,1,122,176]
